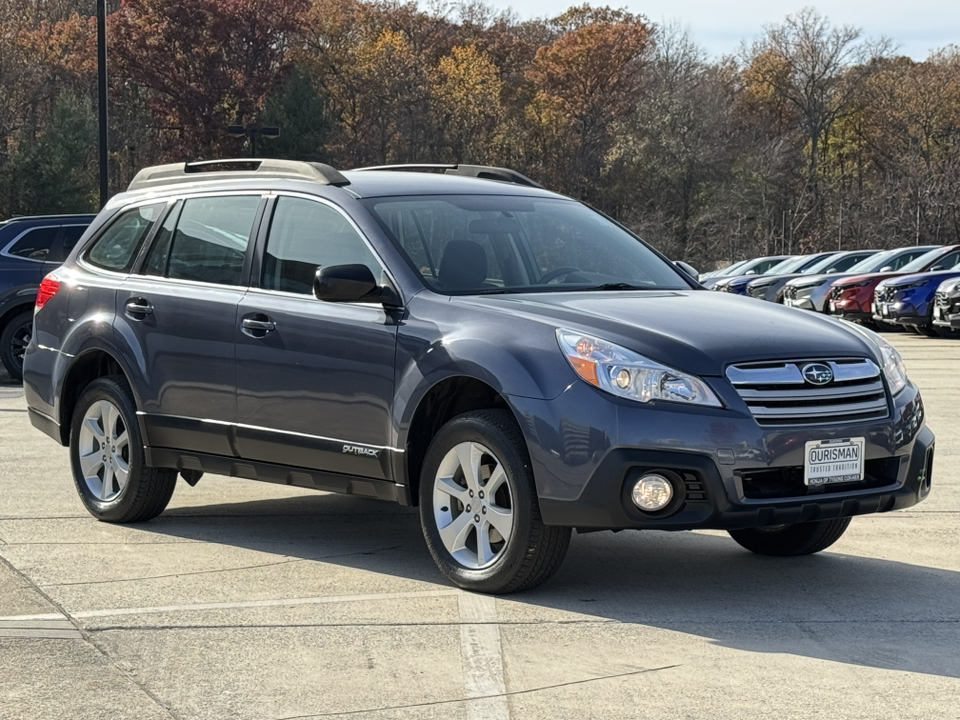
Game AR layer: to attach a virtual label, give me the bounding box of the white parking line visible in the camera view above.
[0,589,459,621]
[458,593,510,720]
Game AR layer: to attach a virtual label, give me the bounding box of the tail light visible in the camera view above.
[36,273,61,309]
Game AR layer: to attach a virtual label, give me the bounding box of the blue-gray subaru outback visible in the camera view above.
[23,160,935,593]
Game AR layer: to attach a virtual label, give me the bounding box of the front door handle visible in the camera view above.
[241,314,276,338]
[124,298,153,319]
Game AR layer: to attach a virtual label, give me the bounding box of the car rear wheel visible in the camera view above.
[0,310,33,382]
[727,517,851,556]
[70,375,177,523]
[419,409,571,593]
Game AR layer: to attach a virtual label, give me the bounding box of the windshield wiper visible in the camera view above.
[563,283,654,291]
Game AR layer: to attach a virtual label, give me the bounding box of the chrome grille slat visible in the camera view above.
[736,379,885,401]
[935,292,949,308]
[726,358,889,426]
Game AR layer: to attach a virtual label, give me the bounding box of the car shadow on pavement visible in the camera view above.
[136,491,960,680]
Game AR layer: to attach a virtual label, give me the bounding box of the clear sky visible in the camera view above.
[483,0,958,60]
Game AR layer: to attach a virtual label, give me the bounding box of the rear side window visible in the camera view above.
[261,196,379,294]
[87,205,164,272]
[157,196,261,286]
[7,226,60,261]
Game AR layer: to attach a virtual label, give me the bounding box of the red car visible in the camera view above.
[827,245,957,326]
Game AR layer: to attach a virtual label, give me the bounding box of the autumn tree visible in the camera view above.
[525,6,652,203]
[110,0,308,159]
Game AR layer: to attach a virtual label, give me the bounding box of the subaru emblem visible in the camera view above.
[801,362,834,385]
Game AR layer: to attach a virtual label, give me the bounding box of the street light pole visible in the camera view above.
[96,0,108,208]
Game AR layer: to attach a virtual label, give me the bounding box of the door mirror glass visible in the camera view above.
[314,264,378,303]
[674,261,699,278]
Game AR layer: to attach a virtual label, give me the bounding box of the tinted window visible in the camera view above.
[164,196,260,285]
[87,205,164,271]
[7,226,60,261]
[59,225,87,256]
[365,195,689,294]
[262,196,379,294]
[888,250,929,271]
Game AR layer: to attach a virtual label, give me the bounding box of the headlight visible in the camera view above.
[896,281,925,292]
[556,330,723,407]
[750,279,775,289]
[845,280,872,288]
[841,322,908,395]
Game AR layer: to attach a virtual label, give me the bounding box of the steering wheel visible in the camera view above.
[538,266,583,284]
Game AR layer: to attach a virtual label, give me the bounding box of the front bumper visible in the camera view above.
[509,378,933,531]
[932,304,960,329]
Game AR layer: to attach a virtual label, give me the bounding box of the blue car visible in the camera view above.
[874,247,960,336]
[0,214,96,379]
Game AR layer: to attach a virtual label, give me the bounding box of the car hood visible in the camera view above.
[832,272,902,289]
[459,290,879,377]
[886,269,960,289]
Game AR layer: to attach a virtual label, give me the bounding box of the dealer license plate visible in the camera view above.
[804,438,865,486]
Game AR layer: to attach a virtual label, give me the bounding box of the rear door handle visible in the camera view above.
[124,298,153,319]
[241,314,276,337]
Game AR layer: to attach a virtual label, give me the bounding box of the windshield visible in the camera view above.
[715,260,749,277]
[363,195,691,294]
[846,248,900,274]
[899,247,954,273]
[767,256,806,274]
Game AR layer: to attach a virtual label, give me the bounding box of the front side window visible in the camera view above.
[261,196,380,294]
[153,195,261,286]
[7,226,60,261]
[86,205,164,272]
[364,195,690,294]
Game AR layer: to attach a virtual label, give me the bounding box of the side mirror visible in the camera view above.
[314,264,399,305]
[930,264,946,272]
[744,270,756,275]
[880,265,894,273]
[675,261,699,278]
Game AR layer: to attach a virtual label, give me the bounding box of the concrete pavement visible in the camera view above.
[1,333,958,719]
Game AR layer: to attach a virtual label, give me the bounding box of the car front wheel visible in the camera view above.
[728,517,852,556]
[419,409,571,594]
[70,375,177,522]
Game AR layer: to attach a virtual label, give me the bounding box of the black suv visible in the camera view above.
[0,214,95,379]
[24,160,934,593]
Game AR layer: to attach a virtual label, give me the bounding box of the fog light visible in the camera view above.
[631,474,673,511]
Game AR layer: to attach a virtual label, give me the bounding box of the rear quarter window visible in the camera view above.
[86,205,165,272]
[5,226,60,261]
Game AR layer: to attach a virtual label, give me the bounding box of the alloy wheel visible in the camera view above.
[77,400,131,502]
[432,441,514,569]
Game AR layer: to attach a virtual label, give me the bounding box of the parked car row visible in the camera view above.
[0,214,97,379]
[707,245,960,337]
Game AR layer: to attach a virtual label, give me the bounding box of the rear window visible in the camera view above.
[86,205,165,272]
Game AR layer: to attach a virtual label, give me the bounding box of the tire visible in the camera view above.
[0,310,33,382]
[916,324,939,337]
[419,409,571,594]
[728,517,852,556]
[936,327,960,339]
[69,375,177,523]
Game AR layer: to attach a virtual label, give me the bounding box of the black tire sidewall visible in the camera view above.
[69,376,147,521]
[419,411,538,592]
[0,310,32,381]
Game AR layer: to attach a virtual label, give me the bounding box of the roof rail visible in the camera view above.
[352,163,543,189]
[127,159,350,191]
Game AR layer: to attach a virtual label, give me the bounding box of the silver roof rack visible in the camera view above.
[352,163,543,189]
[127,159,350,191]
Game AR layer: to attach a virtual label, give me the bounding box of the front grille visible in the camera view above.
[738,457,901,499]
[875,286,894,304]
[784,286,797,301]
[726,358,889,426]
[935,291,950,309]
[829,286,842,301]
